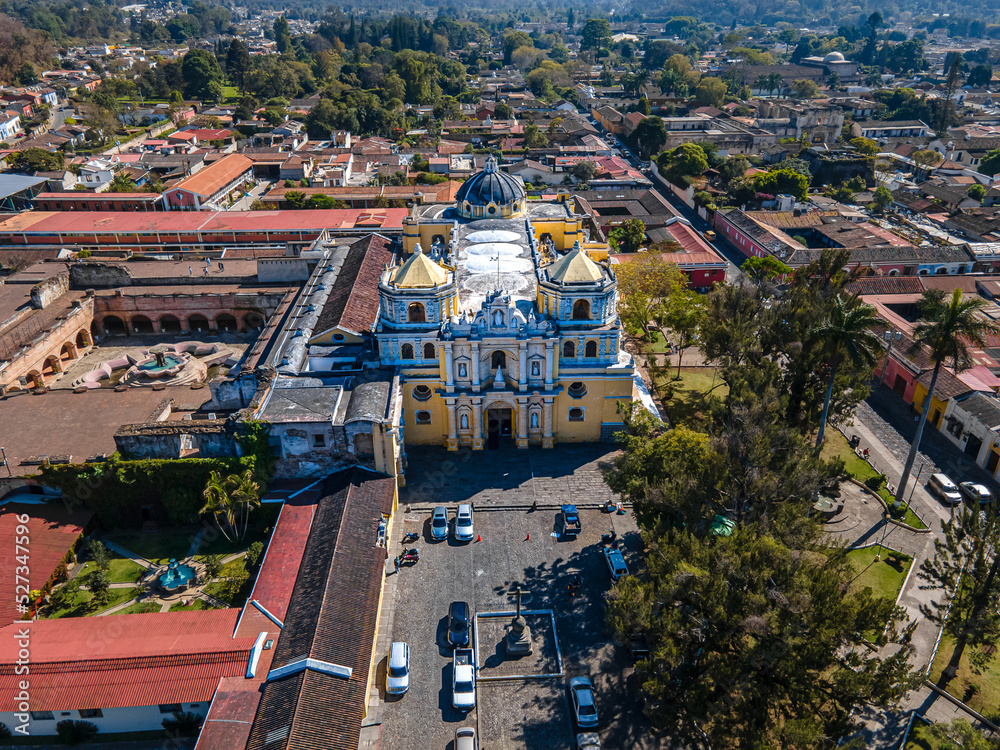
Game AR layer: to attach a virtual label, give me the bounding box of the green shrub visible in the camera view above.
[864,474,885,491]
[162,711,203,737]
[56,720,98,745]
[246,540,265,570]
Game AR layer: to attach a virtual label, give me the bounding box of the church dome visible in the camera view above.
[545,245,605,284]
[455,157,527,219]
[823,51,845,63]
[390,246,450,288]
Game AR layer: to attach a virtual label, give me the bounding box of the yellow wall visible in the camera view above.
[530,218,585,251]
[913,382,947,428]
[402,382,447,444]
[402,222,454,254]
[310,327,365,345]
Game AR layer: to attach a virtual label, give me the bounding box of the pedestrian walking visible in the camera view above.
[393,556,400,574]
[188,266,192,275]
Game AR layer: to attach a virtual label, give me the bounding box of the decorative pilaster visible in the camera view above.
[542,397,554,449]
[518,341,527,392]
[444,343,454,390]
[516,398,529,449]
[471,342,480,392]
[544,342,554,387]
[471,397,484,450]
[446,399,458,451]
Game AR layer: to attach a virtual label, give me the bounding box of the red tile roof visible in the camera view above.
[0,502,91,624]
[165,154,253,199]
[314,234,394,337]
[0,610,255,711]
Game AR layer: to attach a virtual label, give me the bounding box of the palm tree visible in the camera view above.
[108,172,139,193]
[755,74,769,97]
[810,295,882,450]
[200,469,262,543]
[659,68,681,96]
[767,73,784,98]
[893,289,1000,510]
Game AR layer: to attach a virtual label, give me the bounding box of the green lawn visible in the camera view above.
[105,526,269,565]
[929,635,1000,714]
[78,555,145,583]
[170,598,214,612]
[845,547,911,602]
[42,586,137,619]
[221,556,247,579]
[653,367,728,428]
[110,601,162,616]
[222,85,239,101]
[822,431,928,530]
[642,330,672,353]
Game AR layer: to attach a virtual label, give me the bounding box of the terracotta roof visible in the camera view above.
[165,154,253,199]
[917,366,975,400]
[0,502,91,624]
[0,610,255,711]
[314,234,394,337]
[245,469,395,750]
[848,276,925,295]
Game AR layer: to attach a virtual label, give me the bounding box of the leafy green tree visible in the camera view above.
[570,160,597,183]
[181,49,223,101]
[791,79,820,98]
[968,183,987,201]
[226,39,251,93]
[523,123,547,149]
[8,148,64,173]
[741,255,791,285]
[580,18,612,51]
[658,142,708,181]
[809,295,881,450]
[273,16,292,54]
[850,137,879,155]
[979,149,1000,177]
[658,283,708,376]
[200,469,261,543]
[85,539,110,570]
[967,65,994,89]
[894,289,1000,510]
[234,95,258,121]
[716,155,749,186]
[633,116,667,159]
[872,185,892,211]
[501,31,532,65]
[204,554,224,580]
[615,254,687,339]
[920,719,1000,749]
[87,569,110,604]
[608,218,646,253]
[17,62,37,85]
[246,540,265,570]
[753,168,809,201]
[694,76,727,107]
[920,504,1000,687]
[493,102,512,120]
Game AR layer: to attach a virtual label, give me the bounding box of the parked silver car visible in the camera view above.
[570,676,599,729]
[386,642,409,695]
[431,506,449,540]
[455,503,475,542]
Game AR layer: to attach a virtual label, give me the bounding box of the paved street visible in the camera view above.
[377,445,657,750]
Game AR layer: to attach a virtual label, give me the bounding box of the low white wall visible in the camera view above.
[1,702,209,737]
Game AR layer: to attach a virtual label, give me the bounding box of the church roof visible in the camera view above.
[454,156,526,207]
[390,248,449,288]
[546,247,604,283]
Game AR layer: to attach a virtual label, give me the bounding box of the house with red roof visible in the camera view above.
[163,154,254,211]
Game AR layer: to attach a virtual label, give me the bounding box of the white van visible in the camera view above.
[928,473,962,505]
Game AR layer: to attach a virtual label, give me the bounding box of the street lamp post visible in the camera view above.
[877,328,903,389]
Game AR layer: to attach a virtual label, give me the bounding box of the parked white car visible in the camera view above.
[455,503,475,542]
[386,642,409,695]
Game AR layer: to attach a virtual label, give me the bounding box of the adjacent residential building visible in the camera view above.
[163,154,254,211]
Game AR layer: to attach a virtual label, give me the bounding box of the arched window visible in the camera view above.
[572,299,591,320]
[423,342,436,360]
[585,341,598,358]
[568,382,588,398]
[401,343,414,360]
[491,350,506,370]
[563,341,575,358]
[412,385,432,401]
[408,302,426,322]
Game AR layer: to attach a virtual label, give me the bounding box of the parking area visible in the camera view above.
[377,446,656,750]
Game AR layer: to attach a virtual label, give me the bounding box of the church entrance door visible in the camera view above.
[487,408,513,449]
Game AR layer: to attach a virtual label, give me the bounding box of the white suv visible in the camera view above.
[455,503,474,542]
[928,473,962,505]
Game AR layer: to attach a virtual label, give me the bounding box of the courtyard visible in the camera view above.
[378,445,657,750]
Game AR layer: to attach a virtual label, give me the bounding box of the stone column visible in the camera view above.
[444,343,454,390]
[516,398,529,449]
[544,342,554,387]
[445,399,458,451]
[542,397,555,449]
[471,397,484,450]
[518,342,527,392]
[471,342,480,392]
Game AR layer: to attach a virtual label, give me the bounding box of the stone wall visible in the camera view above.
[257,257,315,283]
[114,420,241,460]
[30,273,69,309]
[69,263,133,289]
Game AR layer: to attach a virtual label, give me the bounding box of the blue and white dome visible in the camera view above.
[455,157,526,219]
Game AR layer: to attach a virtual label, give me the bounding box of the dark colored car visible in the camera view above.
[448,601,470,648]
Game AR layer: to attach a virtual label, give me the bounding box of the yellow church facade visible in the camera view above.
[375,157,638,450]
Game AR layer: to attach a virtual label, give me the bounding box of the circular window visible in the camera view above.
[333,334,345,342]
[568,382,588,398]
[412,385,432,401]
